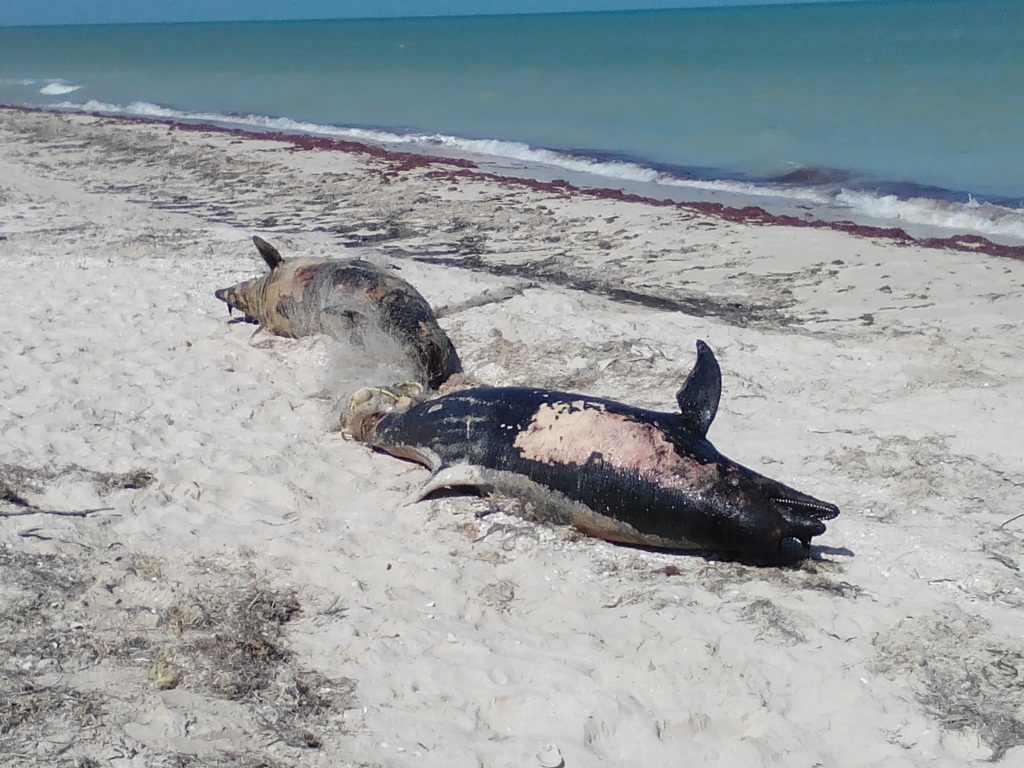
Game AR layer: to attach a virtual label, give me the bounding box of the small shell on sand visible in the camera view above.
[536,743,564,768]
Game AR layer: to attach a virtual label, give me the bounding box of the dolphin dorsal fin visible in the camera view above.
[252,235,285,271]
[675,340,721,437]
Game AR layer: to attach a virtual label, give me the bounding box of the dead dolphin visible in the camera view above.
[215,236,461,388]
[345,340,839,561]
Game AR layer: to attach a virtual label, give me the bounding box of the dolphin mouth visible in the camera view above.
[215,287,258,323]
[770,496,841,521]
[214,287,235,310]
[763,493,840,554]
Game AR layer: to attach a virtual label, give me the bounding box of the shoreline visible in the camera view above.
[11,103,1024,259]
[118,119,1024,260]
[86,111,1024,260]
[2,106,1023,766]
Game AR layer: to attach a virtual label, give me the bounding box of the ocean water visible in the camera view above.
[2,0,1022,242]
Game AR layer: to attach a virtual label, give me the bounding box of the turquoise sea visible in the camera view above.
[2,0,1022,241]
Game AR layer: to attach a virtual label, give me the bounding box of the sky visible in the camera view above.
[0,1,871,28]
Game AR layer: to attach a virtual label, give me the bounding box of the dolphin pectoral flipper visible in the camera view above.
[415,462,495,502]
[675,339,721,437]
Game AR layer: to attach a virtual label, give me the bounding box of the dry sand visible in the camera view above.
[1,107,1023,767]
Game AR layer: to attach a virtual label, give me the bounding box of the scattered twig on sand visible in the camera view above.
[998,512,1024,530]
[434,284,526,318]
[874,608,1024,760]
[0,463,152,521]
[0,505,112,518]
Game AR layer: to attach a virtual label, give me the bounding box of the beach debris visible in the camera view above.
[536,743,565,767]
[215,236,461,388]
[0,548,355,761]
[874,607,1024,761]
[344,340,839,562]
[433,283,528,318]
[0,463,154,519]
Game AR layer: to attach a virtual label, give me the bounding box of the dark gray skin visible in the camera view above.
[346,341,839,562]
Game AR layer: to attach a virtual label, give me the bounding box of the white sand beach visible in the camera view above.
[1,107,1023,767]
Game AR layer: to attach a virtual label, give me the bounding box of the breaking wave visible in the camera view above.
[39,82,82,95]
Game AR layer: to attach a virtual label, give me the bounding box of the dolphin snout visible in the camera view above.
[214,287,233,313]
[215,284,252,315]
